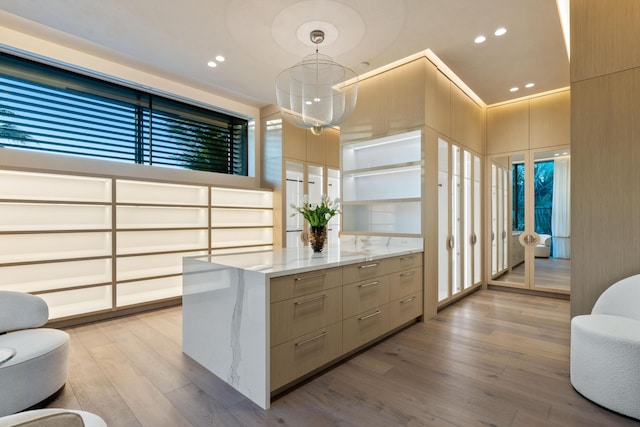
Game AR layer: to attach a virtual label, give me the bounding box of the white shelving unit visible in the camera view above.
[0,170,113,319]
[0,169,274,321]
[341,130,422,235]
[211,188,274,252]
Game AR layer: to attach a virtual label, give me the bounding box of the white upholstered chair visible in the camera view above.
[534,234,551,258]
[0,292,70,417]
[570,274,640,420]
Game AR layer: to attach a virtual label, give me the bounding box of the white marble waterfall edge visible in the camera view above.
[183,258,269,408]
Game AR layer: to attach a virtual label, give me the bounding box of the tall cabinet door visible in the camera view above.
[438,139,482,303]
[488,149,570,294]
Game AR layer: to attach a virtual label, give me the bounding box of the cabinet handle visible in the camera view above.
[358,281,380,288]
[294,294,327,306]
[399,256,414,261]
[470,233,477,245]
[401,296,416,304]
[400,271,415,277]
[359,263,378,269]
[294,331,327,347]
[359,310,382,321]
[295,273,326,282]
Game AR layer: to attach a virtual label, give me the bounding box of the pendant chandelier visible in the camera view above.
[275,30,358,135]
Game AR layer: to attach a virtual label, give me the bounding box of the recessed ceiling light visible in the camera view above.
[525,82,535,88]
[215,55,225,62]
[474,35,486,44]
[554,153,560,156]
[495,28,507,36]
[207,61,217,68]
[305,101,312,105]
[510,87,519,92]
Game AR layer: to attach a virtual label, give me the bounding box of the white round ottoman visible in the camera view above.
[570,274,640,421]
[0,329,70,417]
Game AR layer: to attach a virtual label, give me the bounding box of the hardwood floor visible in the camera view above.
[46,290,638,426]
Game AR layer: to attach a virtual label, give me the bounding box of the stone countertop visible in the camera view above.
[187,238,423,278]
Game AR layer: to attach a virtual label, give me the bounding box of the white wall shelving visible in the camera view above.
[0,169,273,321]
[341,130,422,236]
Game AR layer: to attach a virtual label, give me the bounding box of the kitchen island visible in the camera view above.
[182,239,423,409]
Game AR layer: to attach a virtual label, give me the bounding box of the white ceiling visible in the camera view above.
[0,0,569,108]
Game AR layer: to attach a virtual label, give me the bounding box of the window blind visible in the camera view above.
[0,52,248,175]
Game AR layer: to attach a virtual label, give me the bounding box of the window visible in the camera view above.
[0,52,248,175]
[512,160,554,234]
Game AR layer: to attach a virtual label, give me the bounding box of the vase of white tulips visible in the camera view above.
[291,194,340,252]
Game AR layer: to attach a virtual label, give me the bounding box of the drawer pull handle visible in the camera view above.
[399,256,414,261]
[295,332,327,347]
[400,271,416,277]
[401,296,416,304]
[359,263,378,269]
[294,295,327,306]
[295,273,326,282]
[359,310,382,321]
[358,281,380,288]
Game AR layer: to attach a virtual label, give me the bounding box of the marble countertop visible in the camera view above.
[187,237,423,278]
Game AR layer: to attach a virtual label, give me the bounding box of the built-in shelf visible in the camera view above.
[0,168,274,321]
[341,130,422,236]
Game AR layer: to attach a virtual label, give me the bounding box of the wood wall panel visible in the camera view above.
[387,59,426,134]
[486,100,529,154]
[282,120,307,161]
[341,74,386,142]
[571,0,640,82]
[451,83,484,154]
[530,90,570,149]
[305,130,325,164]
[425,62,451,136]
[323,128,340,169]
[571,68,640,316]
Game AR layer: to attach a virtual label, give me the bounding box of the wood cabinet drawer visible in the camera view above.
[389,291,422,330]
[387,253,423,273]
[270,321,342,391]
[389,267,423,301]
[271,287,342,347]
[342,259,390,284]
[270,267,342,303]
[343,305,390,353]
[343,276,390,319]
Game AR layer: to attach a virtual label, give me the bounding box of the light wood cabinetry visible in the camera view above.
[342,255,423,353]
[487,89,571,154]
[530,90,571,149]
[487,100,529,154]
[451,83,484,154]
[426,62,452,136]
[269,252,423,392]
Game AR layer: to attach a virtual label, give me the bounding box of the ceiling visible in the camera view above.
[0,0,569,108]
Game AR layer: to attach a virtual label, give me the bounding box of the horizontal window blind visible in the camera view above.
[0,52,248,175]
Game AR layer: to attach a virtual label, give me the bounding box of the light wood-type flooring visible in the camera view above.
[45,289,639,426]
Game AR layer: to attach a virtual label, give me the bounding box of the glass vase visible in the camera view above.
[309,226,327,253]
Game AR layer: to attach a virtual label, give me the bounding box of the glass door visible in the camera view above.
[531,149,571,293]
[489,149,570,293]
[438,139,482,303]
[285,160,304,247]
[490,154,527,287]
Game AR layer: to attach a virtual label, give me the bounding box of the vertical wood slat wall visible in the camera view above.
[0,168,273,322]
[570,0,640,316]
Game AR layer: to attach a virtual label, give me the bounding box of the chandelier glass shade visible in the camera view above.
[275,31,358,135]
